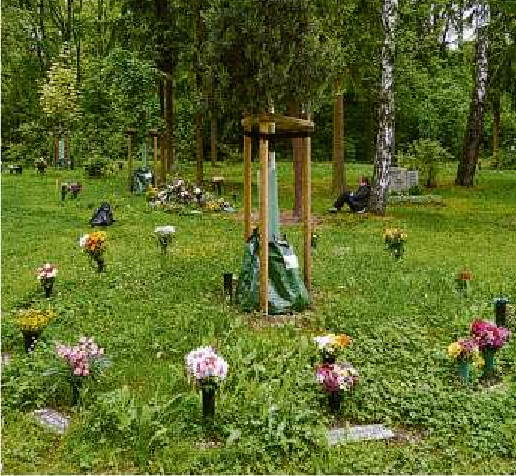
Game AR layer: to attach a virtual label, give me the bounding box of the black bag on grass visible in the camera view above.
[90,202,115,227]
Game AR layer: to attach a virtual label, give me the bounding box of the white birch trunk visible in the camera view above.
[369,0,397,214]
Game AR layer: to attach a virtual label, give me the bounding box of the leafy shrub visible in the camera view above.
[84,154,109,178]
[397,139,453,187]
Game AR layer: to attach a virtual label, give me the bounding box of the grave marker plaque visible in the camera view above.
[389,167,408,193]
[33,408,70,434]
[327,424,395,446]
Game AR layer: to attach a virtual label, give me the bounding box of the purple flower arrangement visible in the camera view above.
[316,362,359,393]
[470,319,511,350]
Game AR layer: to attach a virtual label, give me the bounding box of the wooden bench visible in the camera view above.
[8,164,23,174]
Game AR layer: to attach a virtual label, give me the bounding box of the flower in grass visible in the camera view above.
[315,362,359,393]
[457,270,473,281]
[37,263,58,280]
[154,225,176,235]
[447,338,482,366]
[56,336,104,377]
[15,308,54,331]
[312,333,352,355]
[470,319,510,350]
[185,346,228,387]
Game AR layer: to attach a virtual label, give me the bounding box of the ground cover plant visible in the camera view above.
[2,163,516,474]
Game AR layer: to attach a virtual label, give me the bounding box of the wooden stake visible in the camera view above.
[303,135,311,293]
[259,121,269,315]
[244,129,252,241]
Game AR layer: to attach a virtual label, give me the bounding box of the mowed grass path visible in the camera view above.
[2,162,516,474]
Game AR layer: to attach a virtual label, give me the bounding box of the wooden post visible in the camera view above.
[150,129,159,186]
[54,133,59,166]
[160,133,166,185]
[65,132,70,168]
[127,128,136,192]
[259,120,269,315]
[244,130,252,241]
[303,134,311,293]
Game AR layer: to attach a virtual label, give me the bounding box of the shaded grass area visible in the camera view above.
[2,162,516,474]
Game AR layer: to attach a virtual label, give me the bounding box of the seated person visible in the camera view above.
[329,176,371,213]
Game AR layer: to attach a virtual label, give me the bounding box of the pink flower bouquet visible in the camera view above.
[470,319,511,350]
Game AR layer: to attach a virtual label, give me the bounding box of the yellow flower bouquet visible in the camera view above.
[14,308,54,352]
[383,228,407,258]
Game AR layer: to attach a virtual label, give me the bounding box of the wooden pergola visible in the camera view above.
[241,113,314,315]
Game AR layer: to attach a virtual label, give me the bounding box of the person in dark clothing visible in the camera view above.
[329,176,371,213]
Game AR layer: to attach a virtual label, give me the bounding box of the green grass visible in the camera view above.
[2,161,516,474]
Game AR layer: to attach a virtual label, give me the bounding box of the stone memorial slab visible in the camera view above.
[406,170,419,188]
[33,408,70,434]
[389,167,408,193]
[2,352,12,367]
[327,424,395,446]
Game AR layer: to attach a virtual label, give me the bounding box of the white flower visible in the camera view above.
[155,226,176,235]
[79,234,89,248]
[312,335,334,350]
[194,187,201,195]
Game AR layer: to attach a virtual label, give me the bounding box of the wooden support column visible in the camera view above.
[160,134,166,185]
[127,128,136,192]
[259,121,269,315]
[244,130,252,241]
[303,134,311,293]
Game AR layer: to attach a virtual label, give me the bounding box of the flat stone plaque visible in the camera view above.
[2,352,12,366]
[327,424,395,445]
[33,408,70,434]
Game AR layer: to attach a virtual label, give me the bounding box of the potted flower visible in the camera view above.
[79,231,107,272]
[315,362,359,413]
[14,308,54,352]
[383,228,407,259]
[493,296,511,327]
[194,187,203,206]
[185,346,228,422]
[447,338,483,385]
[69,183,82,198]
[456,270,472,293]
[56,337,105,406]
[154,226,175,254]
[313,333,351,364]
[35,158,47,174]
[311,232,319,249]
[61,183,69,201]
[470,319,511,379]
[37,263,58,297]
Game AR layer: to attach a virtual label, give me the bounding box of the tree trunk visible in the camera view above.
[66,0,73,42]
[333,77,346,194]
[164,77,174,172]
[369,0,397,214]
[97,0,103,57]
[492,94,500,168]
[210,112,217,167]
[455,1,488,186]
[196,112,204,185]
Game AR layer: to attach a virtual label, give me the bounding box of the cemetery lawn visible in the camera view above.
[2,163,516,474]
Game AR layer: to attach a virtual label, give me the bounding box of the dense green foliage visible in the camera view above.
[2,164,516,473]
[2,1,516,170]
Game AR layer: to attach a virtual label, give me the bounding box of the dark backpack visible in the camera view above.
[90,202,115,227]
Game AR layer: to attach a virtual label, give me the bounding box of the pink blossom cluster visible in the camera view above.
[316,362,359,393]
[56,336,104,377]
[37,263,58,280]
[470,319,511,350]
[185,346,228,385]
